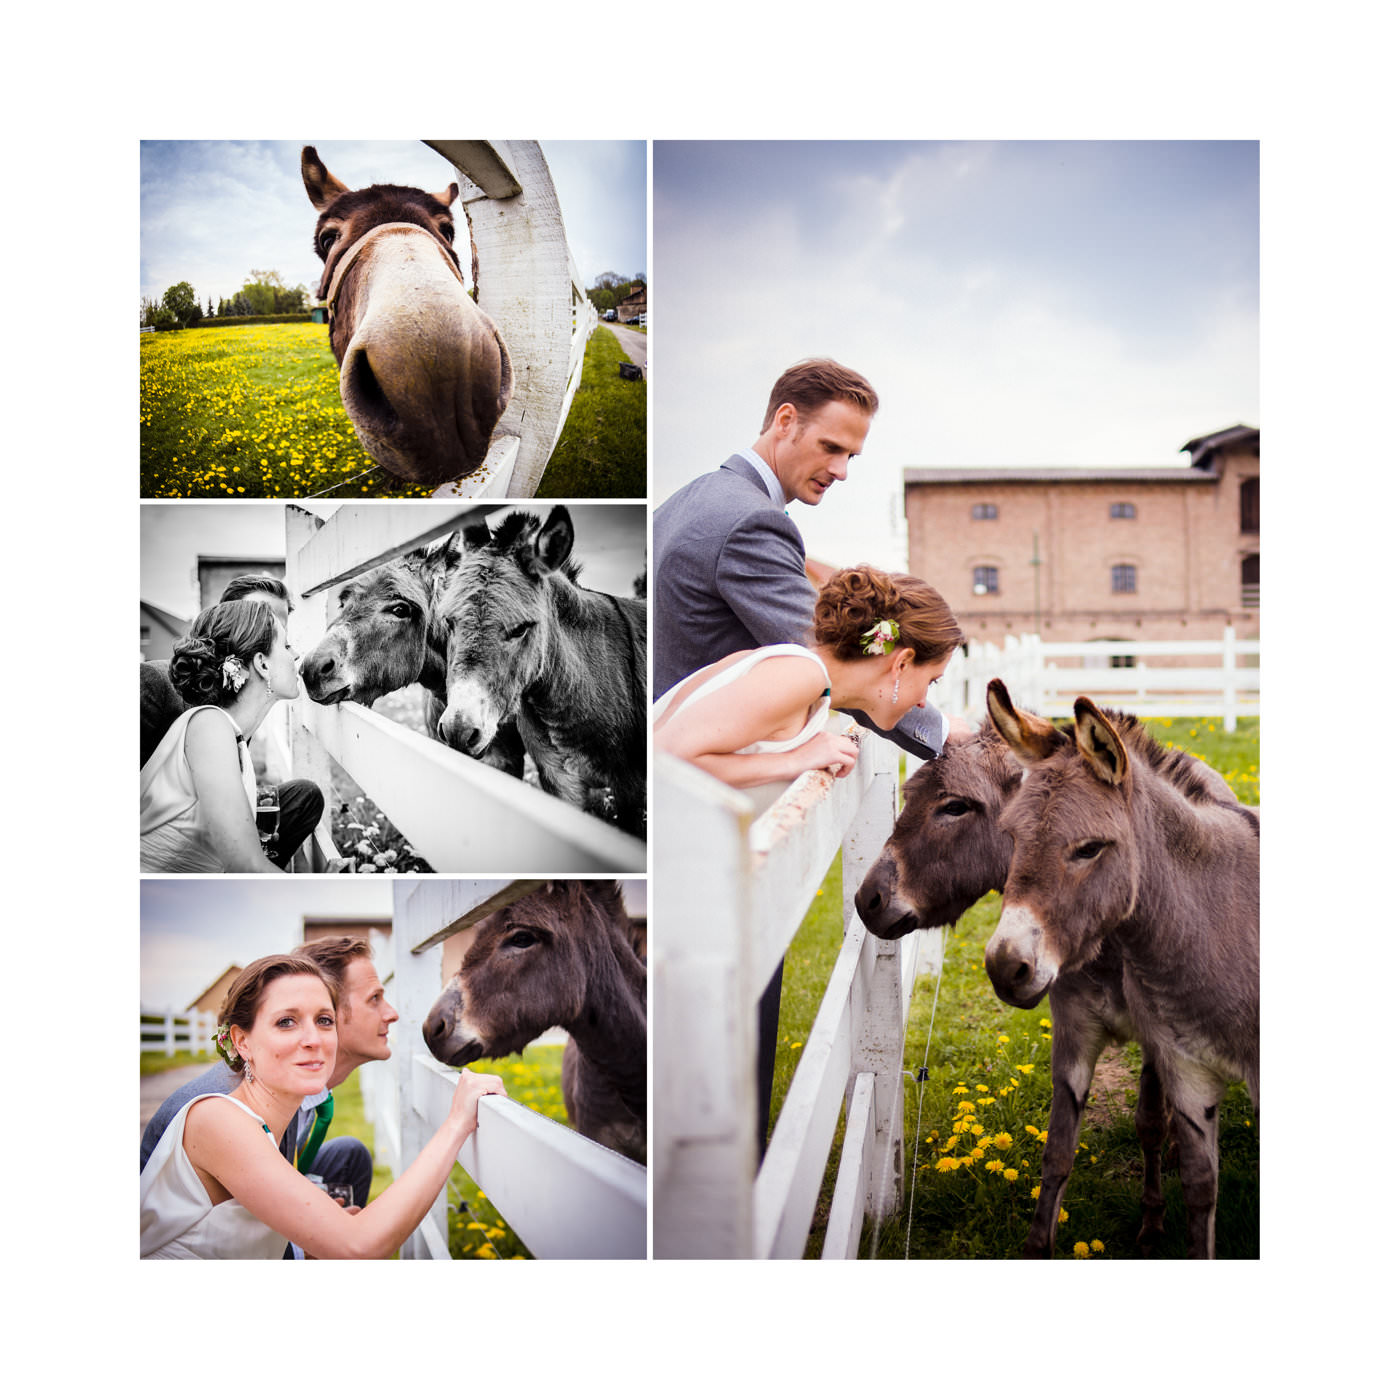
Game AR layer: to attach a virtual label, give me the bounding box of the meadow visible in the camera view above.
[772,716,1260,1259]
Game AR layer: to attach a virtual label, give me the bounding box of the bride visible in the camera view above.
[140,953,505,1259]
[653,564,965,793]
[141,599,321,873]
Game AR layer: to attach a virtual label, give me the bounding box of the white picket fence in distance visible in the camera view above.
[141,1006,216,1057]
[421,140,599,500]
[654,722,926,1258]
[357,879,646,1260]
[942,626,1260,732]
[274,502,646,875]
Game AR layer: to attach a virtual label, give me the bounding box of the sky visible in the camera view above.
[141,878,647,1008]
[140,139,646,311]
[652,140,1259,572]
[141,501,648,621]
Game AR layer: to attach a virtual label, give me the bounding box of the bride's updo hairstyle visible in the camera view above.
[217,953,337,1077]
[813,566,965,664]
[168,599,279,707]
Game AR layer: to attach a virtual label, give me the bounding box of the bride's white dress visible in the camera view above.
[140,1093,288,1259]
[140,706,256,872]
[651,644,833,810]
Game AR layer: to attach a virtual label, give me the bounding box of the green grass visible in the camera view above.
[774,716,1260,1259]
[535,325,646,497]
[140,1048,216,1076]
[140,324,438,499]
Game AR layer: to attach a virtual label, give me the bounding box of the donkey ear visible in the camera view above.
[526,506,574,579]
[1073,697,1129,786]
[986,678,1059,765]
[302,146,350,211]
[434,182,460,210]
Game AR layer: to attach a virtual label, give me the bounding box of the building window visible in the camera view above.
[971,503,998,520]
[973,566,999,596]
[1241,554,1259,609]
[1240,477,1260,533]
[1109,502,1136,519]
[1111,564,1137,594]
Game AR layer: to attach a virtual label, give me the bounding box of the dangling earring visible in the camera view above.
[892,672,901,705]
[243,1056,255,1086]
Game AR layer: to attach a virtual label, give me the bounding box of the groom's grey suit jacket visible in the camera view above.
[652,455,947,761]
[653,455,814,697]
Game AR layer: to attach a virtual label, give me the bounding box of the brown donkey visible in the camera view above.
[854,715,1238,1256]
[421,882,646,1163]
[985,679,1258,1259]
[302,147,513,486]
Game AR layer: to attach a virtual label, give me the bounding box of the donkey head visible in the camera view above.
[300,533,463,707]
[421,882,629,1065]
[982,680,1141,1008]
[436,507,580,757]
[301,146,513,486]
[855,717,1023,938]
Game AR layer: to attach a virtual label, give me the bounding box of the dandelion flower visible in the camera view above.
[1058,1207,1069,1224]
[985,1159,1005,1174]
[1091,1240,1105,1254]
[1073,1242,1090,1259]
[1003,1168,1019,1183]
[993,1132,1013,1150]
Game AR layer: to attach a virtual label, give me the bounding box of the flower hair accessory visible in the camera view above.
[213,1022,240,1071]
[861,619,901,655]
[221,656,249,693]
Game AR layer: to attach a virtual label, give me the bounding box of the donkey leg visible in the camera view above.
[1164,1077,1222,1260]
[1025,1023,1102,1258]
[1134,1055,1170,1254]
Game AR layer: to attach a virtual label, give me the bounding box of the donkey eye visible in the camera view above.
[936,799,972,817]
[317,227,339,256]
[440,222,455,244]
[1072,840,1108,861]
[503,928,541,950]
[505,620,536,642]
[385,602,415,619]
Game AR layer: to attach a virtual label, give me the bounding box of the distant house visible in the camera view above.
[140,600,190,662]
[903,425,1259,655]
[301,916,393,961]
[188,964,242,1016]
[616,283,647,323]
[196,556,287,611]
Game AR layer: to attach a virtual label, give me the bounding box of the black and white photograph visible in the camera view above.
[140,501,648,876]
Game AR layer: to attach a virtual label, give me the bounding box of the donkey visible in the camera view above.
[436,506,647,838]
[301,146,513,486]
[854,715,1241,1256]
[421,881,647,1163]
[298,531,524,776]
[984,678,1259,1259]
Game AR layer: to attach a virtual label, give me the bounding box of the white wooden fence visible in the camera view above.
[943,626,1260,732]
[654,722,927,1258]
[140,1005,215,1057]
[358,879,647,1259]
[274,502,646,875]
[420,141,599,499]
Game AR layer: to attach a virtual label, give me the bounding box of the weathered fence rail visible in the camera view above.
[654,721,928,1258]
[943,627,1260,731]
[140,1005,215,1057]
[358,879,646,1259]
[421,141,599,500]
[275,502,646,875]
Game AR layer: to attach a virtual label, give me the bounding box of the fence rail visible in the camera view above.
[654,722,926,1258]
[422,141,599,499]
[278,503,646,874]
[942,626,1260,731]
[140,1006,215,1057]
[359,879,646,1259]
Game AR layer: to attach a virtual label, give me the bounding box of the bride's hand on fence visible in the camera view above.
[449,1069,508,1137]
[798,731,859,779]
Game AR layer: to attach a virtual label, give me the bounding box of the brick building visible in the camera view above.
[903,424,1259,655]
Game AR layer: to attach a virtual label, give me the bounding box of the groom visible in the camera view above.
[140,934,397,1221]
[653,357,968,1155]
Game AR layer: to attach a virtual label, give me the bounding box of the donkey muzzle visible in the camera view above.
[855,855,921,940]
[984,903,1057,1009]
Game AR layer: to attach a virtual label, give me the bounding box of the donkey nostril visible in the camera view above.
[1011,960,1032,985]
[345,348,398,433]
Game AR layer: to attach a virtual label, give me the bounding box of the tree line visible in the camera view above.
[584,271,647,315]
[141,270,312,329]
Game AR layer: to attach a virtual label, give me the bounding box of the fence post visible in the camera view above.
[1223,625,1238,733]
[842,739,905,1220]
[430,141,578,499]
[653,756,759,1258]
